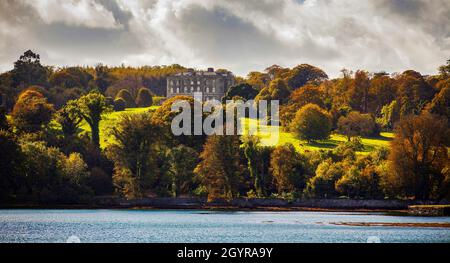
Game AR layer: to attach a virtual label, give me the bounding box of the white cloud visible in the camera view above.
[0,0,449,77]
[28,0,121,29]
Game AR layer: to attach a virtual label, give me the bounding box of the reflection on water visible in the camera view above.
[0,209,449,243]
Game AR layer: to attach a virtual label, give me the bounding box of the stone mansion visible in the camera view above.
[166,68,235,101]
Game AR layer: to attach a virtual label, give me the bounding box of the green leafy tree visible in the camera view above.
[77,91,112,147]
[243,136,264,197]
[55,100,83,138]
[304,159,344,198]
[377,100,399,131]
[291,104,332,142]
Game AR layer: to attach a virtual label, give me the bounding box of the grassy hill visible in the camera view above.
[241,118,393,154]
[79,106,159,149]
[82,107,393,152]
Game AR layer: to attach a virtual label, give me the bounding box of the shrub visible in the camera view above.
[113,98,126,111]
[115,89,135,108]
[135,88,153,107]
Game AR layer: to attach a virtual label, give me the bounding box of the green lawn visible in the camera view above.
[78,108,393,152]
[241,118,393,154]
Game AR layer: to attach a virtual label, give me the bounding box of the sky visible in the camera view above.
[0,0,449,77]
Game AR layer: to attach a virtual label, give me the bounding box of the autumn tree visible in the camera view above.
[167,145,198,197]
[222,83,259,102]
[0,131,22,201]
[255,78,291,105]
[388,113,449,200]
[270,144,307,193]
[108,113,163,199]
[281,84,325,127]
[427,79,450,123]
[396,70,435,118]
[0,107,8,130]
[94,64,115,93]
[195,135,243,201]
[283,64,328,90]
[291,104,332,142]
[11,89,54,133]
[337,111,377,141]
[348,70,370,112]
[77,91,111,147]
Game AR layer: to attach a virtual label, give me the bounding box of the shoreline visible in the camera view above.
[1,198,448,215]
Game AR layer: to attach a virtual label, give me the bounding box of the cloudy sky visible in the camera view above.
[0,0,449,77]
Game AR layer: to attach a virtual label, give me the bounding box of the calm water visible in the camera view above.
[0,209,449,243]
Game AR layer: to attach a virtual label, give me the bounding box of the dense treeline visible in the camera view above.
[0,50,449,204]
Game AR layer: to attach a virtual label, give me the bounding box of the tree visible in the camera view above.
[396,70,435,118]
[283,64,328,90]
[255,78,291,105]
[152,95,206,150]
[348,70,370,112]
[108,113,163,199]
[136,88,153,107]
[281,84,325,127]
[304,159,344,198]
[55,100,83,138]
[243,136,264,196]
[11,89,54,133]
[377,100,399,131]
[0,131,22,201]
[11,50,49,89]
[369,74,396,113]
[115,89,135,108]
[337,111,377,141]
[77,91,111,147]
[438,59,450,78]
[167,145,198,197]
[388,113,449,200]
[194,135,243,201]
[270,144,306,193]
[94,64,115,93]
[290,104,331,142]
[19,139,93,203]
[427,79,450,123]
[222,83,259,102]
[0,106,8,130]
